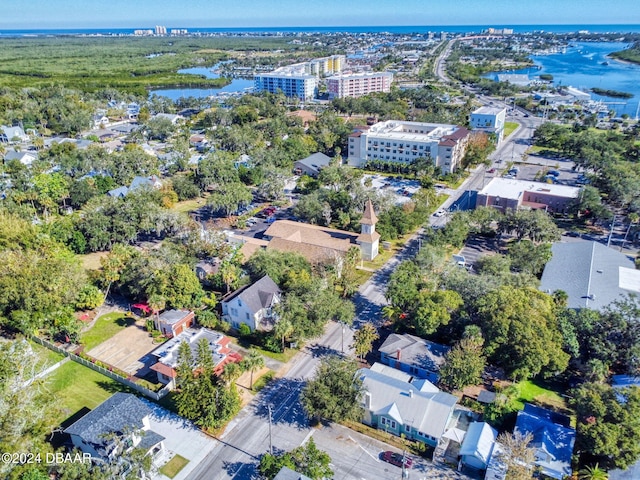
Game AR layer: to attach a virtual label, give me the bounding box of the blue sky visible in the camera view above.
[1,0,639,29]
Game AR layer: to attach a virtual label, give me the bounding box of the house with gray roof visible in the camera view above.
[64,392,165,461]
[359,366,458,447]
[459,422,498,471]
[221,275,281,331]
[514,404,575,480]
[3,150,37,166]
[540,240,639,310]
[0,125,29,143]
[378,333,450,383]
[294,152,332,177]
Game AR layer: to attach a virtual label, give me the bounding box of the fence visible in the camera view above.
[31,336,171,401]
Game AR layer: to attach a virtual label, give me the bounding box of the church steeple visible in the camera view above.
[357,199,380,260]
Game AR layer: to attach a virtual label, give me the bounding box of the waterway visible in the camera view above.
[489,42,640,117]
[150,65,254,101]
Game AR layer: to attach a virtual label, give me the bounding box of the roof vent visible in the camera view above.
[596,270,603,274]
[409,389,414,398]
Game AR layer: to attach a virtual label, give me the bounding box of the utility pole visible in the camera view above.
[607,215,617,248]
[267,404,273,455]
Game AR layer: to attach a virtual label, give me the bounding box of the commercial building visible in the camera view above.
[470,106,507,143]
[475,178,581,214]
[540,240,639,310]
[348,120,470,174]
[326,71,393,99]
[254,72,317,101]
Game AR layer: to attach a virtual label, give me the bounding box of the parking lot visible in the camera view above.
[363,174,423,204]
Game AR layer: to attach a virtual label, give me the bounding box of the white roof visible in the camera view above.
[479,178,580,200]
[472,106,505,116]
[460,422,498,464]
[365,120,459,143]
[618,267,640,294]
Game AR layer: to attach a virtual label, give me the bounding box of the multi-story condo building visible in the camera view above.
[348,120,470,174]
[470,106,507,143]
[254,72,318,101]
[326,72,393,99]
[308,55,345,76]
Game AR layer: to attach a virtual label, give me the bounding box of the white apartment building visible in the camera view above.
[348,120,470,174]
[254,72,318,101]
[326,72,393,99]
[308,55,345,76]
[470,106,507,143]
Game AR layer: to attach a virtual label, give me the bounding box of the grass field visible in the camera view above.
[47,360,129,424]
[77,251,109,271]
[81,312,136,350]
[504,121,519,138]
[160,454,189,479]
[29,339,65,365]
[171,197,206,214]
[515,379,568,412]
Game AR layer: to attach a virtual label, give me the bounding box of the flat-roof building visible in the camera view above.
[470,106,507,143]
[476,178,580,214]
[254,72,317,101]
[348,120,470,174]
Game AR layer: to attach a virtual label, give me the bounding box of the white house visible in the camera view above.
[0,125,29,143]
[221,275,281,331]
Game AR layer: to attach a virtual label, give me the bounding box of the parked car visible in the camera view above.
[433,209,446,217]
[381,451,413,469]
[487,168,495,173]
[548,170,560,177]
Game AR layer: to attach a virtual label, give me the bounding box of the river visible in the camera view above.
[489,42,640,117]
[149,64,254,101]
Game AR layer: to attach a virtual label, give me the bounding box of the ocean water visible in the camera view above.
[1,24,640,36]
[490,42,640,116]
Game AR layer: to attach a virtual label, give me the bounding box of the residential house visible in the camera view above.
[294,152,333,177]
[108,175,163,198]
[459,422,498,471]
[189,133,209,152]
[378,333,450,383]
[3,150,38,166]
[154,309,195,338]
[64,392,165,461]
[221,275,281,331]
[609,376,640,480]
[0,125,29,143]
[476,178,580,214]
[514,404,576,480]
[152,113,184,125]
[149,328,241,388]
[359,365,458,447]
[540,240,639,310]
[194,259,221,284]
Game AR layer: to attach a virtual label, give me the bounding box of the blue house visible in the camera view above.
[378,333,450,383]
[514,404,575,480]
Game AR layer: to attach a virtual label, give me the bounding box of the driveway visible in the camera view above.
[142,400,218,480]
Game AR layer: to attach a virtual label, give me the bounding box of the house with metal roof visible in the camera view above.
[378,333,450,383]
[540,240,639,310]
[459,422,498,471]
[293,152,332,177]
[359,366,458,447]
[64,392,165,461]
[221,275,281,331]
[514,404,575,480]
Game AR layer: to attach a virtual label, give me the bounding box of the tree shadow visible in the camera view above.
[252,378,310,429]
[221,460,260,480]
[305,343,343,358]
[115,316,136,327]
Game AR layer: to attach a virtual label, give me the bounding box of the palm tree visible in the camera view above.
[578,464,608,480]
[273,317,295,352]
[242,349,265,390]
[381,304,402,324]
[220,362,242,388]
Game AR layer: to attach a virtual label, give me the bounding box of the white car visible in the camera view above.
[434,209,446,217]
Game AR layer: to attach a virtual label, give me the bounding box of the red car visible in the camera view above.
[381,451,413,469]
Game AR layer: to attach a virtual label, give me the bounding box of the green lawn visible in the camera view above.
[47,360,130,424]
[81,312,136,351]
[160,454,189,479]
[171,197,206,214]
[29,339,65,365]
[515,379,567,412]
[504,121,519,138]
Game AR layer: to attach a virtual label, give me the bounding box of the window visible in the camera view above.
[245,312,250,320]
[405,425,411,433]
[231,308,238,316]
